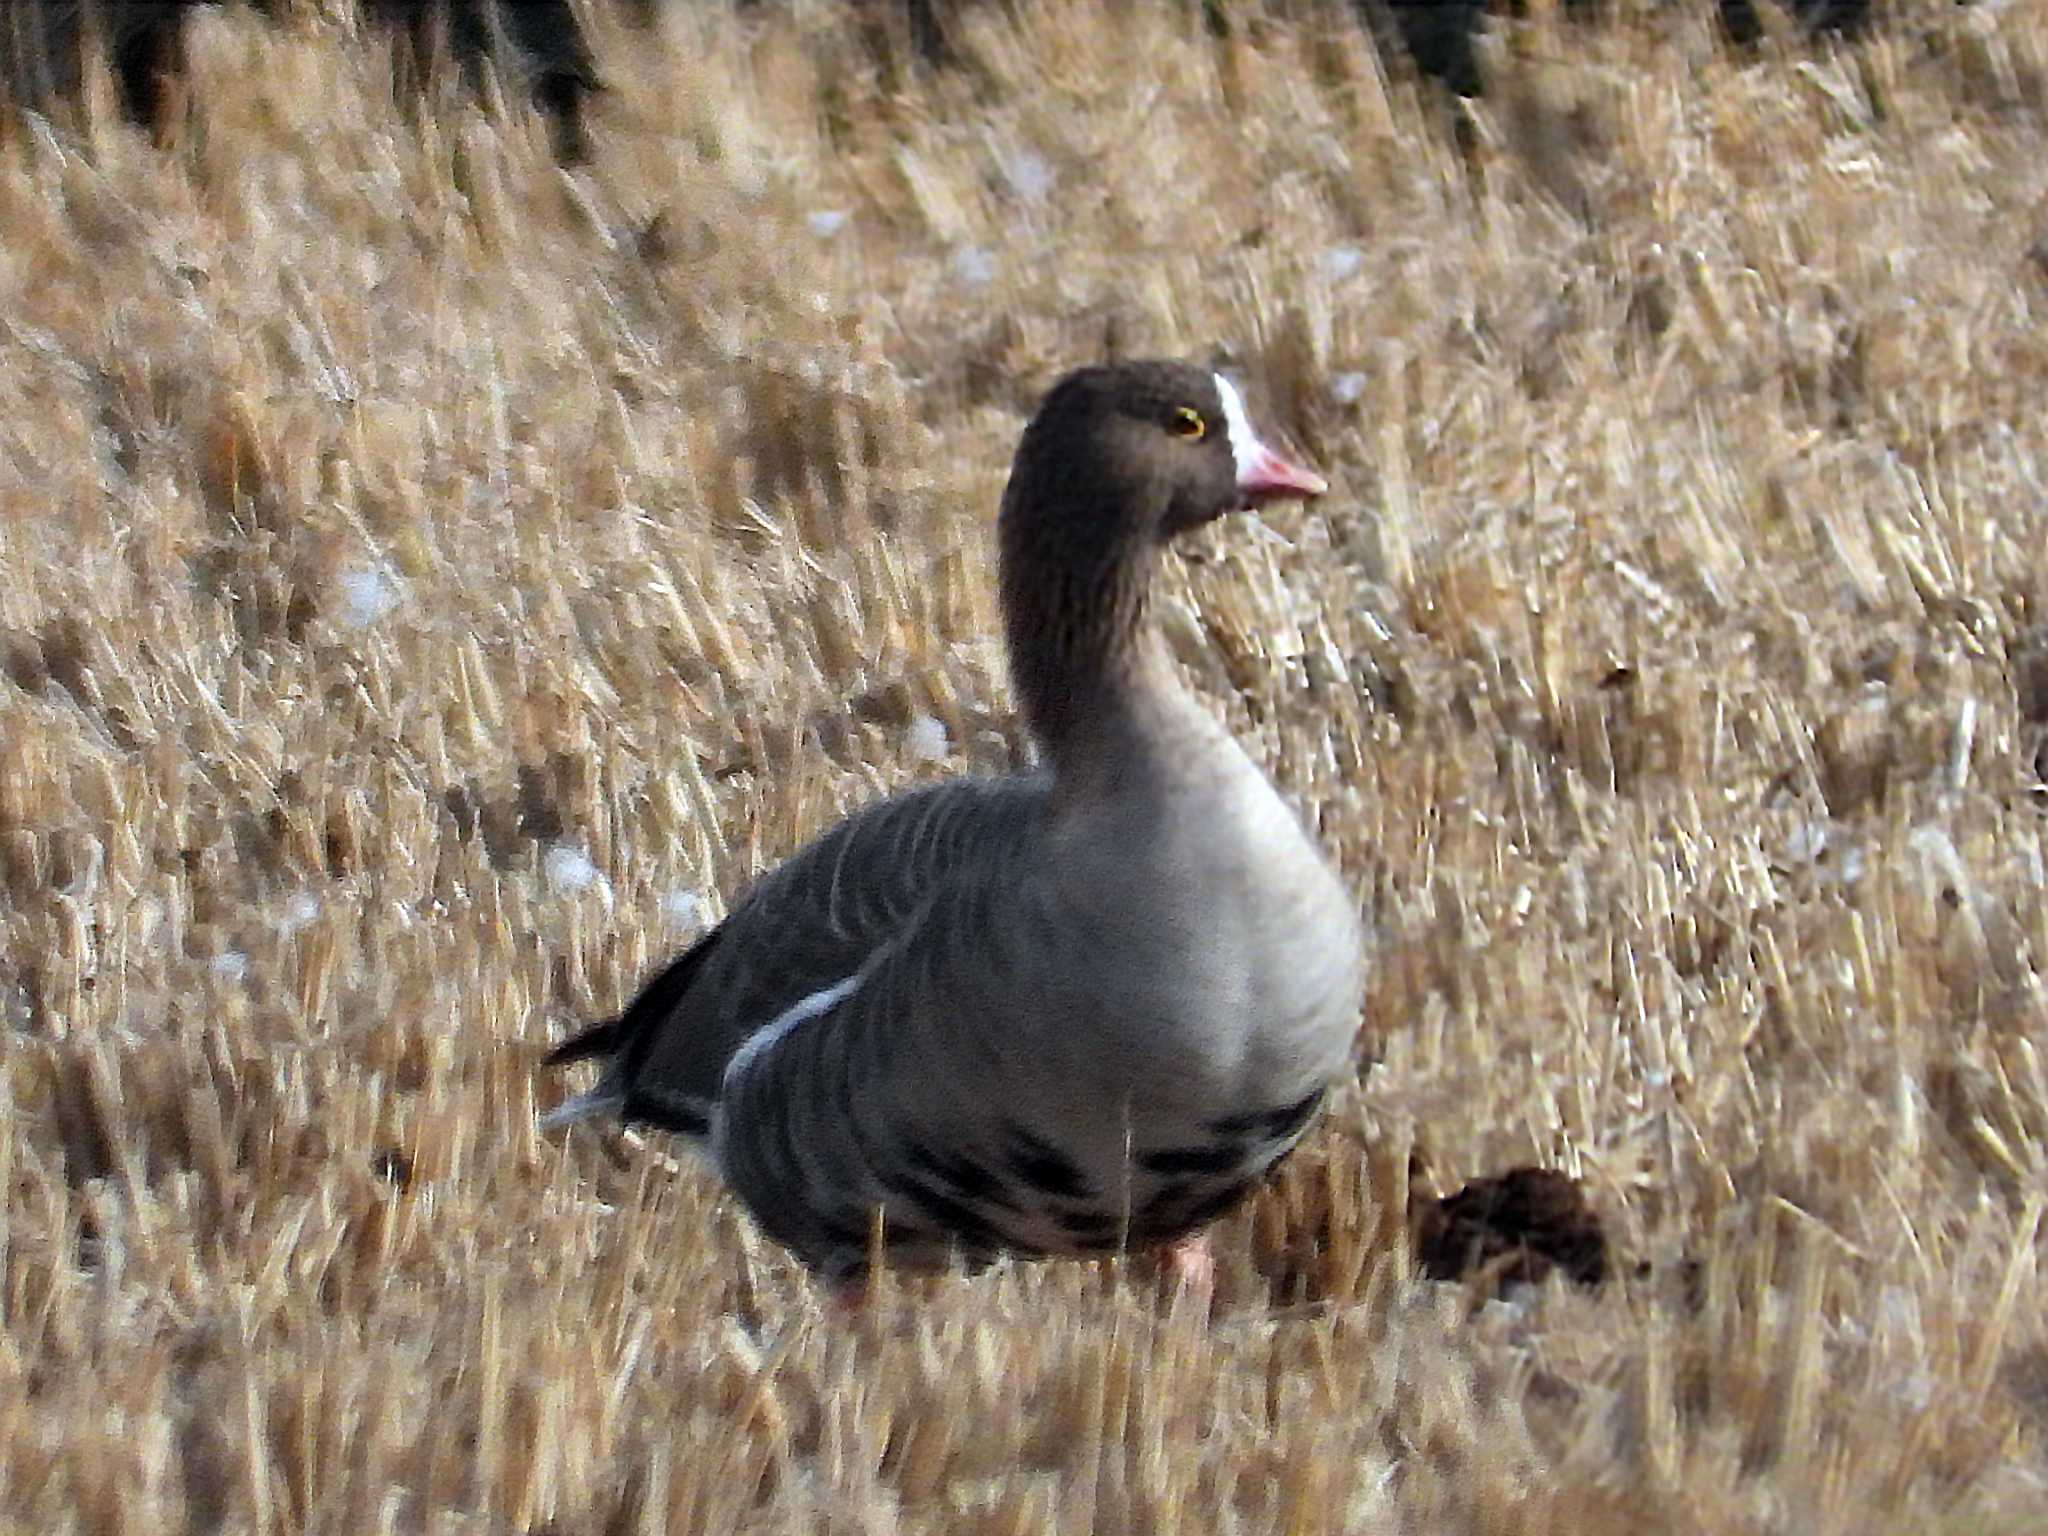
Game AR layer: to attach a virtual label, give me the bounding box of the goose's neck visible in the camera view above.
[1002,539,1182,773]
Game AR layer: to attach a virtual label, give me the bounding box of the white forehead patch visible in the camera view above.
[1212,372,1259,481]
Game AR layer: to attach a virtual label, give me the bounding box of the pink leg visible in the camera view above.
[827,1284,863,1318]
[1161,1232,1216,1296]
[825,1271,874,1319]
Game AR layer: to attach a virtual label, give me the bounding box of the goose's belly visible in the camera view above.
[837,1081,1334,1277]
[979,1080,1333,1259]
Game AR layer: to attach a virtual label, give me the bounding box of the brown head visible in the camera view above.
[999,359,1328,757]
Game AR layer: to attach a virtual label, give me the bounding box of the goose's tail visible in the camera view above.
[540,1018,627,1129]
[542,1020,621,1067]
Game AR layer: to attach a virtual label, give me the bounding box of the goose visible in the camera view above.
[543,359,1366,1286]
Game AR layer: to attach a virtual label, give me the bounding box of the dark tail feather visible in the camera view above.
[545,924,723,1071]
[543,1020,621,1067]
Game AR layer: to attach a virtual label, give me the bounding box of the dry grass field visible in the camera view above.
[5,0,2048,1529]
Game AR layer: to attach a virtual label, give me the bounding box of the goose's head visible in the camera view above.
[1002,360,1327,560]
[998,360,1330,752]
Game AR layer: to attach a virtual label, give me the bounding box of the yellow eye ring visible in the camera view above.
[1171,407,1207,441]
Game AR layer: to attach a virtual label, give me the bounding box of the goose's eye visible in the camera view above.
[1171,407,1207,441]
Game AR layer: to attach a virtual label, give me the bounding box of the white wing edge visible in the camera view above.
[539,1090,627,1131]
[719,971,865,1095]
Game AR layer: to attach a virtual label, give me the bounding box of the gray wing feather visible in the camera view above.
[573,772,1050,1126]
[710,858,1053,1274]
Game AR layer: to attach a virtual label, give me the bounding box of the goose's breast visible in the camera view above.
[1048,767,1364,1076]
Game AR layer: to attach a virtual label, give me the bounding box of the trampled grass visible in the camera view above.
[3,0,2047,1529]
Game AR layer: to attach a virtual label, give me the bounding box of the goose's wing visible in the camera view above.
[542,772,1050,1137]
